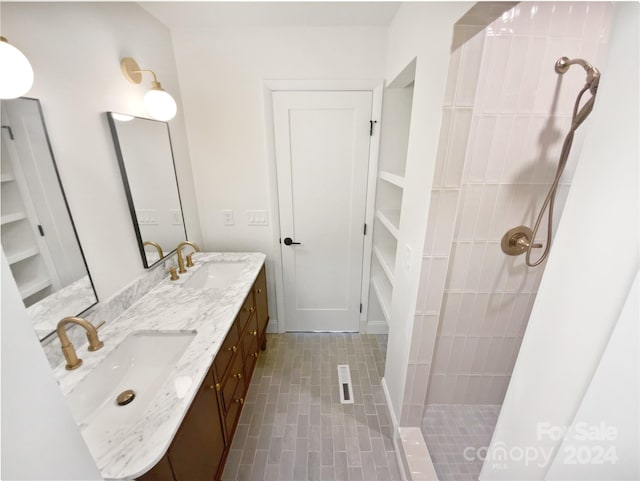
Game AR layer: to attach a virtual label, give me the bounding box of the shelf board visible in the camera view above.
[18,277,51,300]
[1,173,15,182]
[375,209,400,239]
[373,245,396,286]
[6,246,39,265]
[379,170,405,189]
[1,211,27,225]
[371,276,392,324]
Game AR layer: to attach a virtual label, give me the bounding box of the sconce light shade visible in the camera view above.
[121,57,177,121]
[144,84,177,122]
[0,37,34,99]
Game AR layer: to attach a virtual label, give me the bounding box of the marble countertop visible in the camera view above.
[53,252,266,480]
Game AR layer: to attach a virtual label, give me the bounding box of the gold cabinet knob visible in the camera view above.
[233,372,243,379]
[257,288,263,294]
[210,383,220,391]
[250,306,255,312]
[235,397,244,405]
[227,345,237,353]
[251,329,257,336]
[251,352,258,358]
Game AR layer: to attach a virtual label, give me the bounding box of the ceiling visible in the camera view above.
[140,2,402,29]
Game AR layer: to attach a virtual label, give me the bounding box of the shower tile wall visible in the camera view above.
[403,2,613,423]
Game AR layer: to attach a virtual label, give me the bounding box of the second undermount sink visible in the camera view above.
[66,330,196,436]
[182,261,247,289]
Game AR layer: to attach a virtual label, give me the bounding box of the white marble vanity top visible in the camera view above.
[53,252,266,480]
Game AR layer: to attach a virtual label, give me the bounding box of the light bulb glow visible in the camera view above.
[0,39,34,99]
[144,88,177,121]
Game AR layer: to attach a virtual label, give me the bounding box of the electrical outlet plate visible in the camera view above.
[222,210,234,226]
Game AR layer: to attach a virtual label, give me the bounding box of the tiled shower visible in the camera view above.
[412,3,613,480]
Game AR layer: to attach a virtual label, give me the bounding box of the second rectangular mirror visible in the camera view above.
[107,113,187,268]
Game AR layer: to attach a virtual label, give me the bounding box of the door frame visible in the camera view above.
[263,79,384,333]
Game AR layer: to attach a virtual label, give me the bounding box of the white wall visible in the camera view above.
[1,2,201,302]
[169,25,388,326]
[380,1,473,425]
[1,252,102,481]
[481,2,639,478]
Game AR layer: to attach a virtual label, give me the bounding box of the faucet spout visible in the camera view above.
[56,317,105,370]
[176,241,200,274]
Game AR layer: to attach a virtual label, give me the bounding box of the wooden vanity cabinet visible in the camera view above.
[138,266,268,481]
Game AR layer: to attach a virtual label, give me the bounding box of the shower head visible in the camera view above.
[555,56,601,94]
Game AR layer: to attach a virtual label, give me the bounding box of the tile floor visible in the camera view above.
[222,333,401,481]
[421,404,501,481]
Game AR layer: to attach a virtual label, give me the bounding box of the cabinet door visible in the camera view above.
[254,266,269,337]
[168,368,225,481]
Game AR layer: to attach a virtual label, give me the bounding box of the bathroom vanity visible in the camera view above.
[53,252,268,481]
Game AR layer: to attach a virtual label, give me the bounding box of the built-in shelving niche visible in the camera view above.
[367,58,415,334]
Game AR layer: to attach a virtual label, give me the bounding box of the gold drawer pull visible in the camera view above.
[233,372,243,379]
[257,288,263,294]
[251,352,258,359]
[250,329,257,336]
[243,306,255,313]
[210,383,220,391]
[227,345,237,353]
[235,397,244,405]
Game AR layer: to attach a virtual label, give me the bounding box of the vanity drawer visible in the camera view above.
[221,350,244,413]
[224,376,246,438]
[242,332,259,378]
[214,320,239,380]
[236,292,256,335]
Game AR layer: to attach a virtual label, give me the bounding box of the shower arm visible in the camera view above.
[555,56,601,93]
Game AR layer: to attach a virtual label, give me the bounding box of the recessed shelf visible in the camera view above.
[1,173,15,182]
[376,209,400,239]
[379,170,405,189]
[18,277,51,300]
[6,246,39,265]
[1,212,27,225]
[371,276,392,324]
[374,245,396,286]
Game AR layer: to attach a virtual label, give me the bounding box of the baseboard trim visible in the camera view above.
[366,320,389,334]
[382,377,409,481]
[266,319,278,334]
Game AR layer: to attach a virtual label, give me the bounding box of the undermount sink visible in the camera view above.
[66,330,196,436]
[182,261,247,289]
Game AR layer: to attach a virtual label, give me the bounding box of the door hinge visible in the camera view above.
[369,120,377,136]
[37,225,45,237]
[359,303,363,313]
[1,125,14,140]
[364,223,367,236]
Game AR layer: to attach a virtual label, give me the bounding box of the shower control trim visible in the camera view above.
[501,226,542,256]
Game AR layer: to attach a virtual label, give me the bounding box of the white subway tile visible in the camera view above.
[500,116,530,183]
[483,293,504,336]
[478,242,502,291]
[549,3,571,39]
[459,337,479,372]
[453,375,470,403]
[531,3,553,36]
[466,116,496,182]
[432,336,452,374]
[474,337,492,373]
[433,189,460,256]
[447,243,473,291]
[566,2,589,38]
[499,36,529,113]
[470,293,491,336]
[455,185,482,241]
[449,336,466,374]
[484,119,511,183]
[418,316,439,364]
[495,293,517,336]
[464,243,487,291]
[518,38,546,112]
[506,293,534,337]
[444,42,462,107]
[440,292,460,337]
[411,363,430,405]
[478,36,511,113]
[409,315,424,363]
[425,257,449,313]
[458,293,478,336]
[444,109,473,187]
[457,28,485,107]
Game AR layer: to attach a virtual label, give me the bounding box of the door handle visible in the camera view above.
[283,237,301,246]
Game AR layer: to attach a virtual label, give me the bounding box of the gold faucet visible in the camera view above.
[143,240,164,260]
[176,241,200,274]
[56,317,105,370]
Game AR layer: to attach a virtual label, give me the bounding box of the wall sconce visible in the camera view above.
[0,37,34,99]
[121,57,177,121]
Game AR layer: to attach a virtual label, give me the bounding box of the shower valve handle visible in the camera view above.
[501,226,542,256]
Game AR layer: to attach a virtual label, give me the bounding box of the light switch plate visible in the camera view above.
[136,209,158,225]
[169,209,183,226]
[222,210,234,226]
[247,210,268,226]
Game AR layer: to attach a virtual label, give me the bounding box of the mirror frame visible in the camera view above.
[2,97,99,343]
[106,113,187,268]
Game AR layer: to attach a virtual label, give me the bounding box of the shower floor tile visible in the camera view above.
[222,333,399,481]
[422,404,501,481]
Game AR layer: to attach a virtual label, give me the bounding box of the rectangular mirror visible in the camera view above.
[1,97,98,341]
[107,113,187,268]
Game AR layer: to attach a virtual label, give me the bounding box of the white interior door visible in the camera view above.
[273,91,372,332]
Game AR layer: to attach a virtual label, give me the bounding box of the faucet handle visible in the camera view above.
[186,253,194,267]
[169,267,179,281]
